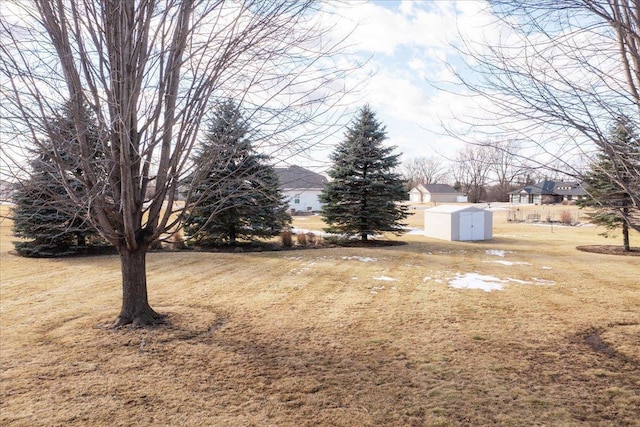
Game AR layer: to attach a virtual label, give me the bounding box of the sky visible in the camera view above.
[0,1,501,179]
[301,0,495,170]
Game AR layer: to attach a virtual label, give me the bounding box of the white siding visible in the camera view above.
[283,189,324,212]
[424,205,492,241]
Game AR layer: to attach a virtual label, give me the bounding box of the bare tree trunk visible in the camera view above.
[114,246,164,327]
[623,207,630,252]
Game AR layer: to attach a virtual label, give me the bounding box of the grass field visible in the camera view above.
[1,204,639,426]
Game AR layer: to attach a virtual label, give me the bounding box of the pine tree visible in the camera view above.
[12,102,106,257]
[578,116,640,251]
[320,105,408,241]
[183,100,290,245]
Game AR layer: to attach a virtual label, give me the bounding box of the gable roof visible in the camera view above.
[510,180,586,196]
[274,165,328,190]
[419,183,462,194]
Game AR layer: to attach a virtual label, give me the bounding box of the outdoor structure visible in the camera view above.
[423,205,493,241]
[409,184,467,203]
[274,165,328,213]
[509,180,587,204]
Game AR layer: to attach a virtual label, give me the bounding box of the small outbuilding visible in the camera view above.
[423,205,493,241]
[409,184,467,203]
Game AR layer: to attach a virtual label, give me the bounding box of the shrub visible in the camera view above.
[560,210,573,225]
[306,232,316,245]
[280,230,292,248]
[296,233,307,246]
[171,231,187,250]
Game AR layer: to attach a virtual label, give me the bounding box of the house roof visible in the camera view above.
[510,180,587,196]
[274,165,328,190]
[418,183,462,194]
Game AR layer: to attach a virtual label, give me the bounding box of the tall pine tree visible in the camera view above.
[12,102,106,257]
[183,100,290,245]
[320,105,408,241]
[578,116,640,251]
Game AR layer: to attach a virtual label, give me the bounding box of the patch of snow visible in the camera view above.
[483,260,531,266]
[532,277,556,285]
[373,276,397,282]
[407,228,426,235]
[505,277,532,284]
[485,249,507,257]
[423,276,432,282]
[446,272,554,292]
[342,256,377,262]
[291,227,332,237]
[540,266,553,270]
[370,285,385,294]
[448,273,506,292]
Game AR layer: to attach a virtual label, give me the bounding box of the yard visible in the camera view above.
[1,204,639,426]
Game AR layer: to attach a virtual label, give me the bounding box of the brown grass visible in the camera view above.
[1,205,639,426]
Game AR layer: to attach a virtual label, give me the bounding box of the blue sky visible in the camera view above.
[303,0,494,170]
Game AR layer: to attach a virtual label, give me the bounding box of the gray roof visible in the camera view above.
[274,165,328,190]
[510,180,586,196]
[421,183,462,194]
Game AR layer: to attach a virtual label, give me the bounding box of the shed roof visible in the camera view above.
[424,205,487,214]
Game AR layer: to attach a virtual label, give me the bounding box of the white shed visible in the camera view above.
[424,205,493,241]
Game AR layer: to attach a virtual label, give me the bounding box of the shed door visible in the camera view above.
[459,212,485,240]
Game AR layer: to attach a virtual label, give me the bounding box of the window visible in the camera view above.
[294,195,300,204]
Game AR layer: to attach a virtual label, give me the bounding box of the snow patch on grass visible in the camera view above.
[447,272,556,292]
[448,273,506,292]
[483,260,531,266]
[342,256,378,262]
[373,276,397,282]
[485,249,509,257]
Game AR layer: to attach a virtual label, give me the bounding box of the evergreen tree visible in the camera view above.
[12,102,106,257]
[320,105,408,241]
[578,116,640,251]
[183,100,290,245]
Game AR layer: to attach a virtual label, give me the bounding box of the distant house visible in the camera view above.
[274,165,328,213]
[509,180,587,204]
[409,183,467,204]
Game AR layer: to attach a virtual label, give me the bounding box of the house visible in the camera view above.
[274,165,328,214]
[423,205,493,241]
[509,180,587,204]
[409,183,467,203]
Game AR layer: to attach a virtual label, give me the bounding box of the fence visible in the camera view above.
[506,208,581,225]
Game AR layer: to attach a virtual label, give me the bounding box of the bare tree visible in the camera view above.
[0,0,352,326]
[449,0,640,211]
[484,139,529,202]
[402,156,449,189]
[452,144,492,203]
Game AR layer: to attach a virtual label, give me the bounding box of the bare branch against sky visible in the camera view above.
[448,0,640,207]
[0,0,355,326]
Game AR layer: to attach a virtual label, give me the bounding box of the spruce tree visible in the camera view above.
[12,102,106,257]
[320,105,408,241]
[578,116,640,251]
[183,101,290,245]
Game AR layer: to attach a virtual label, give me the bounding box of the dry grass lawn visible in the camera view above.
[1,204,639,426]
